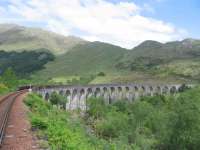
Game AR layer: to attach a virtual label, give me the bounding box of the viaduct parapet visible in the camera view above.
[33,83,186,110]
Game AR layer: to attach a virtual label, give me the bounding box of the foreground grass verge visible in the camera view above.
[24,94,122,150]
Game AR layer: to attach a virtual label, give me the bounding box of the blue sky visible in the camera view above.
[0,0,199,48]
[136,0,200,38]
[110,0,200,38]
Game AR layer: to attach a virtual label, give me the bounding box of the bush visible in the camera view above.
[0,68,18,88]
[49,92,67,109]
[97,72,106,76]
[86,97,107,119]
[96,111,128,139]
[31,115,48,130]
[0,83,9,95]
[113,100,129,112]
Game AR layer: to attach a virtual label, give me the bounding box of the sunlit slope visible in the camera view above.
[37,42,127,77]
[37,39,200,83]
[0,24,87,55]
[119,39,200,66]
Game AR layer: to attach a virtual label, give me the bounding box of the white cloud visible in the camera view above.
[0,0,187,48]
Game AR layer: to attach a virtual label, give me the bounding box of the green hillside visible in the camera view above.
[115,39,200,82]
[1,24,200,84]
[134,39,200,58]
[36,38,200,84]
[0,24,87,55]
[36,42,127,77]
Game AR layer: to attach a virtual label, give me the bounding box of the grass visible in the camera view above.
[34,70,189,85]
[90,71,186,84]
[35,42,126,78]
[0,83,9,96]
[49,76,80,84]
[24,94,115,150]
[150,59,200,84]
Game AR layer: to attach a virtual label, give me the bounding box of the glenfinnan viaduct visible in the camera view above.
[33,83,189,110]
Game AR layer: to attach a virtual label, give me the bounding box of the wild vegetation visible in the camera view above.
[25,86,200,150]
[0,68,18,94]
[0,50,55,76]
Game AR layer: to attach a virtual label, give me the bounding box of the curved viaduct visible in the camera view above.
[33,83,186,110]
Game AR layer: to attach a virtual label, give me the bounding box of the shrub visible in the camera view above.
[0,68,18,88]
[97,72,106,76]
[31,115,48,130]
[86,97,107,119]
[0,83,9,95]
[96,111,129,139]
[113,100,129,112]
[49,92,67,109]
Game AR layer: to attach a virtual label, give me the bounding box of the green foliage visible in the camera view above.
[31,115,48,130]
[97,72,106,77]
[85,87,200,150]
[25,87,200,150]
[95,111,129,139]
[0,83,9,95]
[68,75,96,85]
[116,57,165,71]
[49,92,60,105]
[86,97,107,119]
[0,67,18,88]
[0,50,54,76]
[167,88,200,150]
[25,94,98,150]
[49,92,67,108]
[24,93,51,115]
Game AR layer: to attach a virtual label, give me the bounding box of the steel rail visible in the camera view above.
[0,91,26,147]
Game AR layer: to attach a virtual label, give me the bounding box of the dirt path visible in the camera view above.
[1,92,40,150]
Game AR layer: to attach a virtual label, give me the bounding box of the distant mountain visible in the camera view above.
[118,38,200,68]
[133,39,200,58]
[37,38,200,83]
[1,24,200,83]
[0,24,87,55]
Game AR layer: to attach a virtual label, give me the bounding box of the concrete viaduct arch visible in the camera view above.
[33,83,184,110]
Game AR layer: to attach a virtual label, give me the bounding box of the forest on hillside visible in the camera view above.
[0,50,54,76]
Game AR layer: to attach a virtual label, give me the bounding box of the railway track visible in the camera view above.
[0,90,27,147]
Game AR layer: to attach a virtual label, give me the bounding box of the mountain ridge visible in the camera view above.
[1,24,200,83]
[0,24,87,55]
[1,24,200,53]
